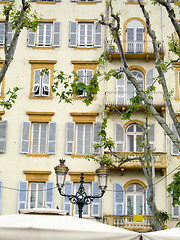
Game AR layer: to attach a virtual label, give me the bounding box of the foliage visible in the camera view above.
[167,169,180,206]
[0,87,20,110]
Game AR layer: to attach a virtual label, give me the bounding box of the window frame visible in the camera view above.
[28,182,45,209]
[76,123,92,155]
[126,123,143,152]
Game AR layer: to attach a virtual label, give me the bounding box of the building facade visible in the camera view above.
[0,0,179,231]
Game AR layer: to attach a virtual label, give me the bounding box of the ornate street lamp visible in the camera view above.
[54,159,109,218]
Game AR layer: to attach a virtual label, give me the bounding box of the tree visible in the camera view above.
[52,0,180,230]
[0,0,40,109]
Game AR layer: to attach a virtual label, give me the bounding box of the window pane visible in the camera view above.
[87,24,93,45]
[45,24,52,45]
[127,135,134,151]
[79,24,85,45]
[136,195,143,214]
[84,124,91,154]
[127,195,133,215]
[37,183,44,208]
[38,24,44,45]
[30,183,36,208]
[77,125,84,154]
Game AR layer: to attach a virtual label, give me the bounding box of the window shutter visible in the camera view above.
[170,123,179,155]
[65,122,75,154]
[69,21,77,47]
[27,28,36,47]
[172,197,180,218]
[93,122,101,154]
[53,21,61,47]
[45,181,54,208]
[146,186,156,215]
[136,28,144,52]
[145,68,154,104]
[20,121,31,154]
[42,69,51,96]
[77,69,85,97]
[91,182,100,217]
[115,123,124,152]
[86,69,93,85]
[116,73,125,105]
[84,124,91,154]
[126,28,134,52]
[48,122,57,154]
[114,183,124,215]
[94,21,102,47]
[7,23,13,46]
[32,69,41,96]
[0,181,2,214]
[17,181,28,213]
[0,121,7,153]
[63,181,73,215]
[149,124,155,150]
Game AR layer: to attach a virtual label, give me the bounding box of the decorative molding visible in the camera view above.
[69,171,96,182]
[124,179,146,190]
[29,60,57,64]
[23,170,51,182]
[26,111,55,122]
[75,19,98,23]
[70,112,99,123]
[0,111,5,120]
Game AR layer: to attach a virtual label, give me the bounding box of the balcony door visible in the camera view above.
[126,123,143,152]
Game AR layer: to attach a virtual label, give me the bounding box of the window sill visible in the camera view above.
[26,154,50,158]
[74,47,97,51]
[76,2,97,5]
[32,46,56,50]
[125,2,145,5]
[71,154,88,158]
[29,95,53,100]
[36,1,56,4]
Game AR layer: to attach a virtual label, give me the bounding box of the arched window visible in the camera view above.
[126,183,145,215]
[126,123,143,152]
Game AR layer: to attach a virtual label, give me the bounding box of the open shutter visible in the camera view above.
[42,69,51,96]
[0,121,7,153]
[116,73,125,105]
[7,23,13,46]
[94,21,102,47]
[63,181,73,215]
[136,28,144,52]
[17,181,28,213]
[65,122,75,154]
[0,181,2,214]
[93,122,101,154]
[77,69,85,96]
[45,181,54,208]
[53,21,61,47]
[115,123,124,152]
[145,68,154,104]
[27,28,36,47]
[171,123,179,155]
[91,182,100,217]
[172,197,180,218]
[20,121,31,154]
[32,69,41,96]
[69,21,77,47]
[114,183,124,215]
[126,28,134,52]
[48,122,57,154]
[149,124,155,150]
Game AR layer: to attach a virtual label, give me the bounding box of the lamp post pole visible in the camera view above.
[55,160,109,218]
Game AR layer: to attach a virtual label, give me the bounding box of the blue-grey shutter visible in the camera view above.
[45,181,54,208]
[94,21,102,47]
[116,73,125,105]
[0,121,7,153]
[33,69,41,96]
[63,181,73,215]
[172,197,180,218]
[126,28,134,52]
[114,183,124,215]
[17,181,28,213]
[91,182,100,217]
[20,121,31,154]
[27,28,36,47]
[0,181,2,214]
[145,68,154,104]
[42,69,50,97]
[7,23,13,46]
[136,28,144,52]
[65,122,75,154]
[171,123,179,155]
[115,123,124,152]
[69,21,77,47]
[53,21,61,47]
[149,124,155,150]
[93,122,101,154]
[146,186,156,215]
[48,122,57,154]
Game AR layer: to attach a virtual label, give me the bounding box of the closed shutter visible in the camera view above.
[93,122,101,154]
[65,122,75,154]
[171,123,179,155]
[69,21,77,47]
[126,28,134,52]
[7,23,13,46]
[116,73,125,105]
[149,124,155,150]
[145,68,154,104]
[32,69,41,96]
[27,28,36,47]
[0,181,2,214]
[53,21,61,47]
[0,121,7,153]
[136,28,144,52]
[48,122,57,154]
[94,21,102,47]
[91,182,100,217]
[42,69,50,96]
[20,121,31,154]
[45,181,54,208]
[63,181,73,215]
[114,183,124,215]
[115,123,124,151]
[17,181,28,213]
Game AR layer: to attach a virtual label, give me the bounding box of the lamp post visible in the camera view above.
[54,159,109,218]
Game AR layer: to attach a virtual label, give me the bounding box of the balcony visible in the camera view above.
[104,215,153,232]
[106,40,164,62]
[105,91,165,115]
[104,151,167,175]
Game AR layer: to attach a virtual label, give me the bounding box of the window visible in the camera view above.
[0,22,13,47]
[29,182,45,208]
[20,112,56,156]
[65,119,101,155]
[171,197,180,218]
[27,21,61,47]
[125,20,145,53]
[69,21,102,48]
[77,69,93,97]
[126,124,143,152]
[32,69,50,97]
[0,120,7,153]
